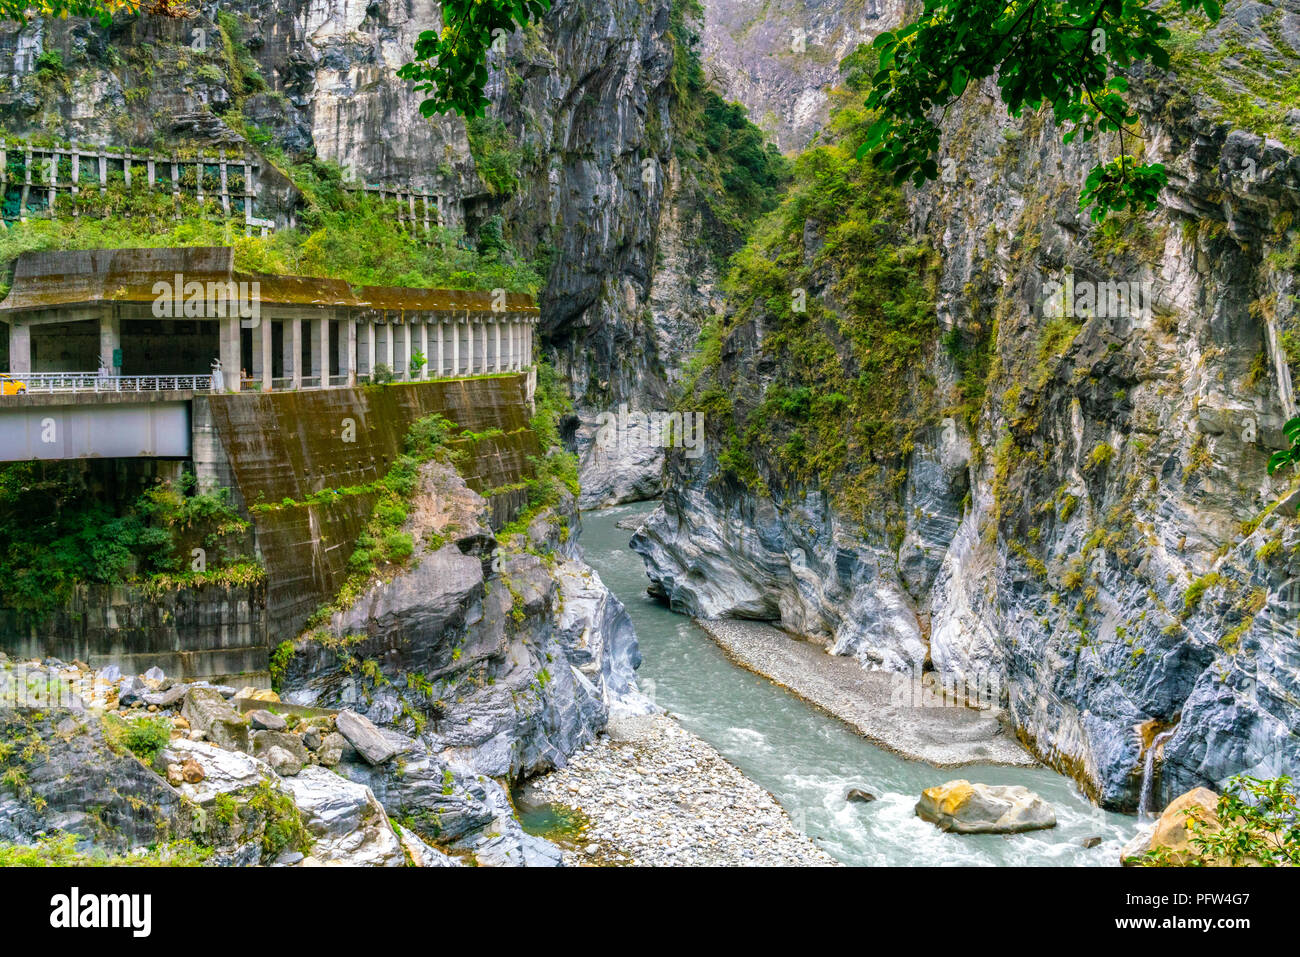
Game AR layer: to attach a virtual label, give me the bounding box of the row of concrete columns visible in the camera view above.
[222,314,535,393]
[5,311,122,375]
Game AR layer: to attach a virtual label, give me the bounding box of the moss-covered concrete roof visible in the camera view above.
[0,246,540,317]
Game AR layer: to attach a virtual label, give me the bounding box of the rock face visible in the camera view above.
[182,687,250,753]
[281,461,645,782]
[916,781,1057,835]
[700,0,901,151]
[334,711,400,766]
[0,654,572,866]
[0,709,184,851]
[636,0,1300,810]
[281,766,405,867]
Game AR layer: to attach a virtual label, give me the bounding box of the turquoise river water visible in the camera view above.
[582,502,1140,866]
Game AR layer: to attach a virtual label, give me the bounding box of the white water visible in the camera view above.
[586,502,1141,866]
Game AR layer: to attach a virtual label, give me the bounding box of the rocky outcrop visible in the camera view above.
[700,0,899,151]
[638,0,1300,810]
[915,780,1057,835]
[0,655,566,865]
[280,461,643,780]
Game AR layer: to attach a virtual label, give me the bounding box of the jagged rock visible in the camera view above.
[282,468,626,781]
[142,686,189,709]
[248,709,287,731]
[340,748,498,846]
[169,739,268,805]
[117,677,147,708]
[317,732,346,767]
[252,731,309,777]
[280,767,404,867]
[1081,836,1103,849]
[181,759,205,784]
[845,788,876,804]
[301,728,323,751]
[182,688,249,753]
[166,764,185,787]
[395,824,462,867]
[335,710,399,765]
[915,781,1057,835]
[0,710,183,851]
[262,746,302,777]
[471,828,565,867]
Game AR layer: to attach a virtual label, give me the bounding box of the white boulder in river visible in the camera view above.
[915,780,1057,834]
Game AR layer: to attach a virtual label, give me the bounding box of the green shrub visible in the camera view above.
[269,640,295,692]
[101,714,172,765]
[1134,775,1300,866]
[0,834,211,867]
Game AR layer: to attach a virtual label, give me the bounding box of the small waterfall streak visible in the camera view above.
[1138,729,1177,821]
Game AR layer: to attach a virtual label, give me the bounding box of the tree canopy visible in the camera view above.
[857,0,1224,220]
[399,0,552,119]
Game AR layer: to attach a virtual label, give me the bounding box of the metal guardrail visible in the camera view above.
[15,372,213,394]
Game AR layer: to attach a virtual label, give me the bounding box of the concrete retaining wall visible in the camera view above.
[205,374,540,642]
[0,581,267,685]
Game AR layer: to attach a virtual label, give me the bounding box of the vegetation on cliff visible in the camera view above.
[665,0,792,261]
[1135,775,1300,866]
[684,52,938,532]
[0,159,544,297]
[0,464,258,616]
[859,0,1225,220]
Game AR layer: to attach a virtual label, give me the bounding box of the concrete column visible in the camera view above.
[7,321,30,374]
[435,321,444,377]
[219,315,240,392]
[346,318,357,386]
[493,320,501,373]
[366,321,377,380]
[480,320,489,374]
[260,315,272,391]
[514,320,523,371]
[288,319,302,389]
[309,317,325,384]
[452,319,461,376]
[402,322,412,380]
[335,317,349,384]
[99,309,121,374]
[384,320,395,372]
[419,321,429,379]
[525,320,532,368]
[319,317,332,385]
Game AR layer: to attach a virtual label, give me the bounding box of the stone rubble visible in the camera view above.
[528,713,838,866]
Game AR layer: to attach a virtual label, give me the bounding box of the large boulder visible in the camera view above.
[280,766,405,867]
[335,710,400,765]
[1121,788,1221,866]
[0,710,184,851]
[252,731,309,777]
[916,780,1057,834]
[182,687,250,752]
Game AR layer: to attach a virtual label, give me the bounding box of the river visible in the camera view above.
[582,502,1140,866]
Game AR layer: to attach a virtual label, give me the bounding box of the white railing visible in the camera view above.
[16,372,213,394]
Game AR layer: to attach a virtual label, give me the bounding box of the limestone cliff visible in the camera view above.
[636,0,1300,808]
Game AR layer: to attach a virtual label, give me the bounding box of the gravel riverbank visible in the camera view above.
[524,712,839,866]
[696,618,1038,768]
